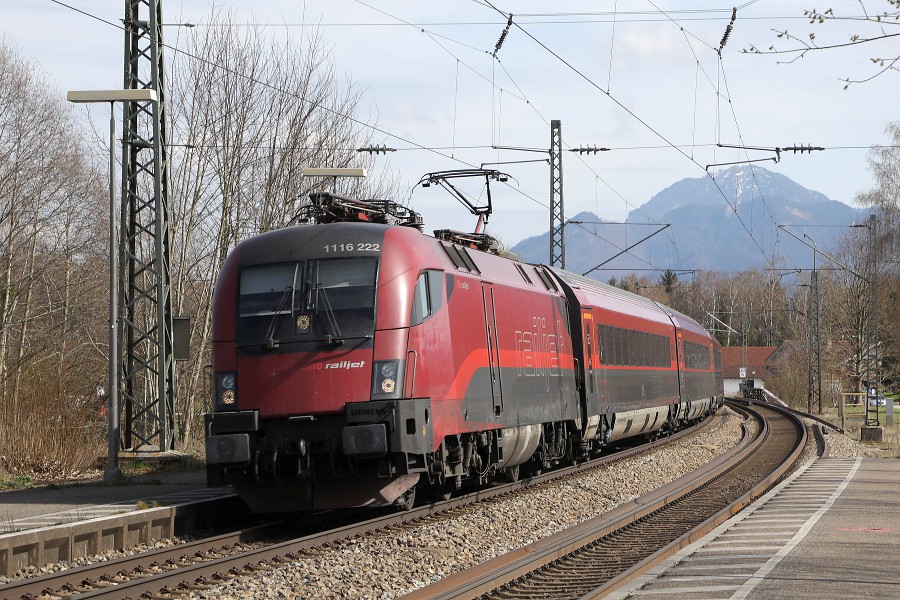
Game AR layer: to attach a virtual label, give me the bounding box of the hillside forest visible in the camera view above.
[0,20,897,480]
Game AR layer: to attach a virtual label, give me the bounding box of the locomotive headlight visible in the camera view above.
[372,360,403,399]
[221,389,236,405]
[215,372,238,410]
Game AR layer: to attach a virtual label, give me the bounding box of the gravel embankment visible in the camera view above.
[823,427,872,457]
[6,406,841,598]
[4,405,885,598]
[187,410,746,600]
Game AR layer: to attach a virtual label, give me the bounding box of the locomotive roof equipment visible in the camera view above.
[417,168,513,233]
[293,191,424,230]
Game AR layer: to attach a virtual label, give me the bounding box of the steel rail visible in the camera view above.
[398,402,805,600]
[0,520,287,600]
[739,394,845,432]
[582,401,805,599]
[4,413,721,599]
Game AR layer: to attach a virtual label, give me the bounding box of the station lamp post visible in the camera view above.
[67,89,159,482]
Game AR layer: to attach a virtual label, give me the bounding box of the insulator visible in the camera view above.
[718,7,738,52]
[719,24,733,50]
[492,14,513,57]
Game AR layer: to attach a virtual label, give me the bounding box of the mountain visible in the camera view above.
[509,165,866,276]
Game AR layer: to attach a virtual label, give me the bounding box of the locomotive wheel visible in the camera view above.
[503,465,520,483]
[395,487,417,511]
[432,483,453,501]
[566,435,583,466]
[522,459,542,477]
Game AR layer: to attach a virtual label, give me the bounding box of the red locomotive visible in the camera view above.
[205,191,723,512]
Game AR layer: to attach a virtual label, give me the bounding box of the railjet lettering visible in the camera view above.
[515,316,561,378]
[326,360,366,369]
[304,361,367,371]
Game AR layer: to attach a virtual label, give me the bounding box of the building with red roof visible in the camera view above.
[720,346,778,395]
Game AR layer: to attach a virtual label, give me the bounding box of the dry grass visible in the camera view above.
[0,378,205,489]
[817,402,900,458]
[0,382,104,485]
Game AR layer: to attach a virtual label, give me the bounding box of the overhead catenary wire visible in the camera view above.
[50,0,870,276]
[47,0,580,257]
[482,47,689,267]
[478,0,774,268]
[50,0,586,248]
[47,0,468,167]
[378,1,686,270]
[648,1,805,272]
[351,0,528,103]
[606,0,618,92]
[316,0,674,270]
[714,55,785,267]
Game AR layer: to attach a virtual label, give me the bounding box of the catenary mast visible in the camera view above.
[120,0,176,451]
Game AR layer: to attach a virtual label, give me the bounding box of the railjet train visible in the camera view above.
[205,192,724,512]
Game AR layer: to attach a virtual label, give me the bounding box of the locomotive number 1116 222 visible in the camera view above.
[323,242,381,253]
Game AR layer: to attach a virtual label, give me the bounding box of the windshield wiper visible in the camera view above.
[262,285,293,351]
[316,283,344,346]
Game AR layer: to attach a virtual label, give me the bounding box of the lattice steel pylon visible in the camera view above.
[806,269,822,414]
[549,120,565,268]
[120,0,176,451]
[864,213,880,426]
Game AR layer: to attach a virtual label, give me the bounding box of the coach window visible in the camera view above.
[627,330,636,366]
[640,332,647,365]
[411,270,443,326]
[614,327,623,366]
[597,325,605,364]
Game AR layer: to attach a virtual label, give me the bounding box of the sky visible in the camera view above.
[4,1,898,249]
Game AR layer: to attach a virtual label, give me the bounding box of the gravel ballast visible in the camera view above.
[13,404,867,598]
[8,405,870,599]
[187,410,746,600]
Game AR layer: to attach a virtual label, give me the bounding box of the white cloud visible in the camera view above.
[1,0,893,245]
[619,26,679,59]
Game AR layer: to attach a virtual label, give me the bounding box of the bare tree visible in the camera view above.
[0,41,109,476]
[855,122,900,390]
[0,41,107,404]
[857,122,900,214]
[743,1,900,88]
[165,12,400,445]
[826,228,878,393]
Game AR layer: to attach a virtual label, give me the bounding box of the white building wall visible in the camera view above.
[725,378,766,396]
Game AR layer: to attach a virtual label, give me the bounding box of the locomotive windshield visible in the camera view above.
[237,257,377,347]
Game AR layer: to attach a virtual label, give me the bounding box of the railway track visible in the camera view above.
[399,400,806,600]
[1,413,718,599]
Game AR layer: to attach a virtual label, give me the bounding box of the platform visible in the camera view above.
[0,469,225,533]
[0,470,237,576]
[609,457,900,599]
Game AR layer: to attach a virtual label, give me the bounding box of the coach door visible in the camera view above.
[581,310,602,439]
[595,320,608,408]
[582,312,595,396]
[482,283,503,415]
